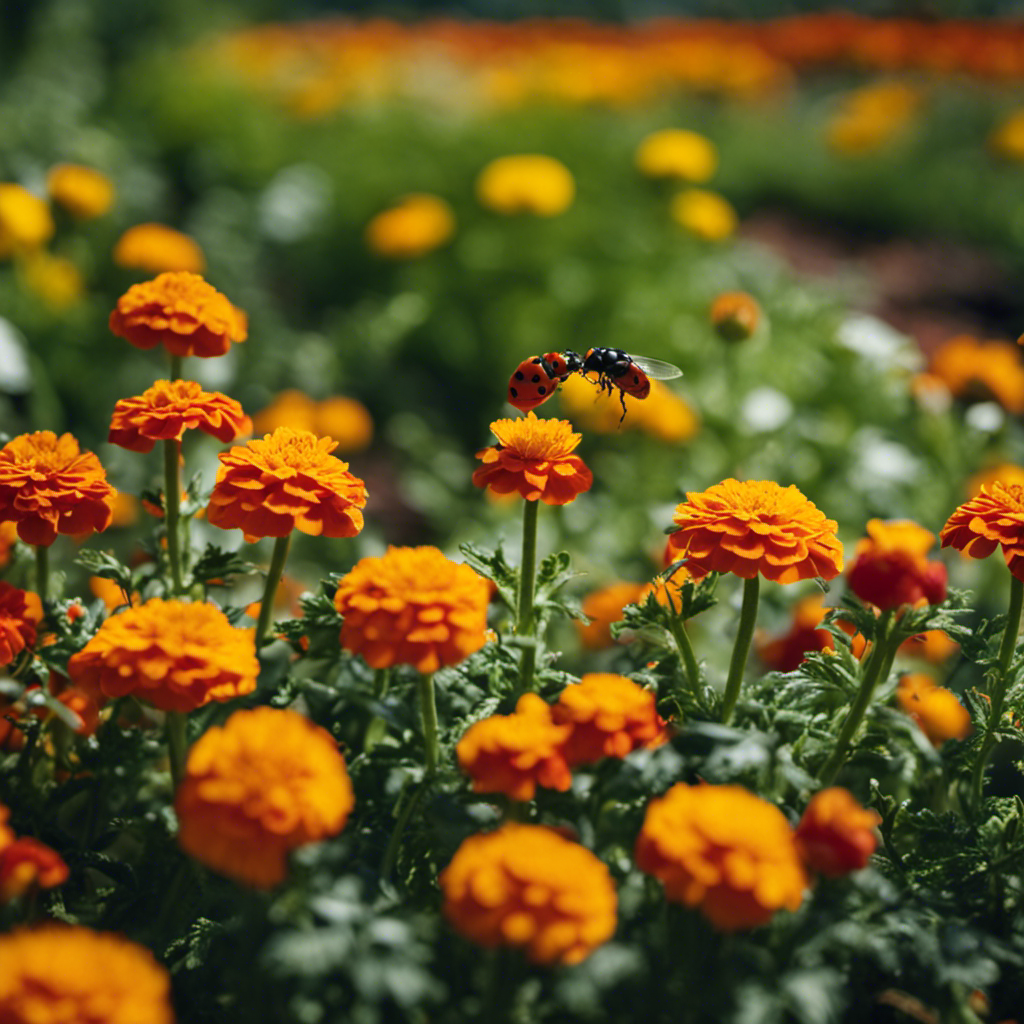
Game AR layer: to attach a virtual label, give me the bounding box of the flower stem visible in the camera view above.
[418,672,439,774]
[379,778,427,885]
[517,498,540,693]
[163,438,184,595]
[255,534,291,649]
[34,544,49,607]
[166,710,188,788]
[664,586,701,695]
[168,353,183,382]
[720,575,760,724]
[970,573,1024,810]
[364,669,391,753]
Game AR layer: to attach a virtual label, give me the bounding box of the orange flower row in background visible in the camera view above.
[0,804,68,903]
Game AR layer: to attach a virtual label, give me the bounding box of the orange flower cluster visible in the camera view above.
[0,583,42,667]
[109,379,251,453]
[473,413,592,505]
[941,482,1024,579]
[440,823,617,965]
[897,674,972,747]
[635,783,808,930]
[929,335,1024,413]
[0,925,173,1024]
[559,375,700,442]
[667,478,843,583]
[207,428,366,542]
[0,806,68,901]
[365,193,455,258]
[334,546,490,673]
[253,390,373,452]
[846,519,947,611]
[0,432,114,546]
[109,271,247,358]
[68,598,258,713]
[113,223,206,274]
[176,707,354,887]
[757,594,838,671]
[795,788,880,877]
[577,582,647,649]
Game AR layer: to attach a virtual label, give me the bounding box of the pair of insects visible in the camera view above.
[507,347,683,421]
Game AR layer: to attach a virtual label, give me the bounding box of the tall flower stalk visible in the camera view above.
[255,535,291,649]
[516,498,539,692]
[721,576,760,723]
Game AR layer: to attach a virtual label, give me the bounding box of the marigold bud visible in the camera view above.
[795,788,880,877]
[709,291,761,343]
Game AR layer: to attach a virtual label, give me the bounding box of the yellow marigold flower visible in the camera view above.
[45,163,115,220]
[897,674,971,747]
[109,271,246,359]
[440,823,617,965]
[252,391,373,453]
[709,291,761,343]
[899,628,958,663]
[0,184,53,258]
[67,598,258,713]
[635,128,718,182]
[941,482,1024,579]
[635,783,808,930]
[990,108,1024,162]
[558,374,699,442]
[0,583,42,668]
[670,188,737,241]
[18,251,84,311]
[334,545,489,673]
[967,462,1024,497]
[113,222,206,274]
[0,432,114,547]
[473,412,592,505]
[667,478,843,583]
[0,925,173,1024]
[365,193,455,259]
[108,379,251,453]
[577,582,647,649]
[795,787,880,877]
[207,427,366,542]
[176,706,354,888]
[930,335,1024,413]
[476,154,575,217]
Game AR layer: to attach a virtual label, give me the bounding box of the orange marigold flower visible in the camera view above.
[0,583,42,667]
[473,413,592,505]
[207,427,366,542]
[666,478,843,583]
[109,271,246,358]
[552,673,668,765]
[176,706,354,888]
[709,291,761,343]
[334,546,489,673]
[0,520,18,569]
[795,788,880,877]
[0,805,13,850]
[0,838,69,900]
[967,462,1024,497]
[559,374,699,442]
[456,693,572,801]
[0,925,173,1024]
[476,155,575,217]
[940,482,1024,579]
[635,783,808,930]
[576,582,646,649]
[108,379,251,453]
[757,593,836,672]
[46,163,114,220]
[0,432,114,546]
[897,674,972,747]
[67,598,258,713]
[365,193,455,259]
[252,390,373,452]
[930,335,1024,413]
[0,700,25,753]
[440,823,616,965]
[899,628,959,663]
[113,222,206,274]
[846,519,947,611]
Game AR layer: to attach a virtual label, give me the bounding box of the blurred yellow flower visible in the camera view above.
[930,335,1024,413]
[18,252,84,311]
[670,188,737,241]
[112,223,206,274]
[559,374,698,442]
[990,108,1024,161]
[635,129,717,182]
[476,154,575,216]
[252,390,373,452]
[365,193,454,259]
[967,462,1024,497]
[0,185,54,258]
[46,164,115,220]
[826,81,922,156]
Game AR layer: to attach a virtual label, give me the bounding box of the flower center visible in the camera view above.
[490,415,580,460]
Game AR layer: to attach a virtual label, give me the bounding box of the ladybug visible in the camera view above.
[507,351,582,412]
[579,347,683,420]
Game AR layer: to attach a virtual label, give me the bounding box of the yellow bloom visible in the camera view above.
[896,674,971,747]
[18,252,84,311]
[670,188,737,241]
[113,223,206,275]
[826,81,922,156]
[252,390,373,453]
[476,154,575,216]
[635,129,717,182]
[365,193,455,259]
[558,374,698,442]
[46,164,115,220]
[0,185,54,258]
[990,108,1024,162]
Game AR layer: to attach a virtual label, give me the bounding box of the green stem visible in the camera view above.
[364,669,391,753]
[34,544,49,607]
[720,576,760,724]
[166,710,188,788]
[516,498,540,693]
[970,573,1024,809]
[418,672,439,774]
[664,584,701,695]
[255,534,292,649]
[379,778,427,884]
[168,353,183,382]
[163,438,184,595]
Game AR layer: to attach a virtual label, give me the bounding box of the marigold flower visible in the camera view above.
[826,81,921,157]
[68,598,258,713]
[897,674,971,747]
[473,413,592,505]
[757,593,836,671]
[252,390,373,452]
[0,521,18,569]
[552,673,667,764]
[577,582,647,649]
[335,545,489,672]
[113,222,206,274]
[930,335,1024,413]
[0,838,69,900]
[18,251,84,311]
[795,788,880,877]
[46,164,114,220]
[635,783,808,930]
[967,462,1024,497]
[0,432,114,546]
[0,698,25,752]
[846,519,947,611]
[670,188,737,241]
[108,379,251,453]
[440,823,616,965]
[991,108,1024,162]
[899,628,958,663]
[207,427,366,542]
[558,374,698,442]
[667,478,843,583]
[476,154,575,216]
[0,925,173,1024]
[709,291,761,343]
[109,271,246,358]
[941,482,1024,579]
[0,184,53,258]
[0,583,42,667]
[635,129,717,182]
[176,706,354,888]
[365,193,455,258]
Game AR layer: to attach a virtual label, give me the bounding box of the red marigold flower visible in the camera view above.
[108,379,251,453]
[0,838,69,900]
[795,788,881,877]
[846,519,947,610]
[0,432,115,546]
[46,672,101,736]
[176,707,354,888]
[67,598,258,713]
[941,482,1024,579]
[757,594,836,671]
[897,674,972,747]
[334,546,490,672]
[456,693,572,801]
[0,583,42,667]
[440,823,616,965]
[552,673,668,765]
[472,412,593,505]
[666,478,843,583]
[207,427,366,542]
[635,783,808,930]
[109,271,246,358]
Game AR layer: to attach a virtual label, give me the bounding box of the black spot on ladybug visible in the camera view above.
[510,387,519,398]
[515,371,524,381]
[531,357,542,364]
[531,374,541,383]
[633,375,640,384]
[538,385,547,394]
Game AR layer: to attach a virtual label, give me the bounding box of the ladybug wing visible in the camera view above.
[629,355,683,381]
[508,358,560,412]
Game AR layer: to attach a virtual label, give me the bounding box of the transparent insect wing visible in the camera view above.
[630,355,683,381]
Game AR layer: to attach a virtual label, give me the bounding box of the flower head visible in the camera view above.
[19,251,85,311]
[0,432,114,546]
[670,188,737,241]
[930,335,1024,412]
[558,374,699,442]
[473,413,592,505]
[253,390,373,452]
[109,271,246,358]
[577,582,647,649]
[0,583,42,667]
[207,427,366,542]
[476,155,575,216]
[0,838,69,900]
[667,478,843,583]
[0,184,53,257]
[709,291,761,343]
[635,783,808,930]
[334,546,489,673]
[968,462,1024,497]
[941,482,1024,579]
[897,674,971,747]
[0,925,173,1024]
[109,379,251,453]
[757,593,836,671]
[635,129,717,182]
[113,223,206,274]
[795,788,880,877]
[68,598,258,713]
[440,823,616,965]
[46,164,114,220]
[365,193,455,258]
[846,519,947,611]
